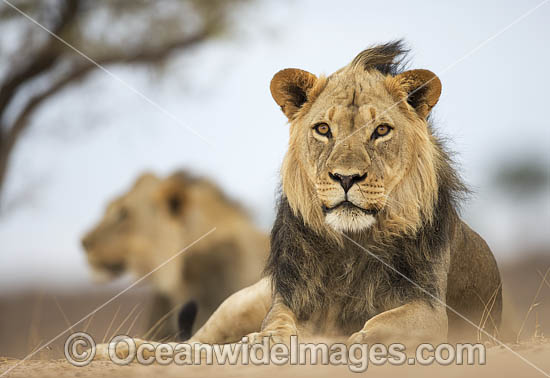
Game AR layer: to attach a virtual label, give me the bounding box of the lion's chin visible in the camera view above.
[88,262,125,283]
[324,208,376,233]
[90,268,119,283]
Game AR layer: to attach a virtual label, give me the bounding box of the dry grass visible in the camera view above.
[517,268,550,344]
[1,255,549,377]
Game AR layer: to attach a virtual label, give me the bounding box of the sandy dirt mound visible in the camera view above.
[1,341,549,378]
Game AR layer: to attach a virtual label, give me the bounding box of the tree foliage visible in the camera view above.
[0,0,244,208]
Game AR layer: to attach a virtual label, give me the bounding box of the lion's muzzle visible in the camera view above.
[328,172,367,193]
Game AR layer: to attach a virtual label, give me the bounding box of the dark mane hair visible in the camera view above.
[351,39,409,76]
[265,133,467,332]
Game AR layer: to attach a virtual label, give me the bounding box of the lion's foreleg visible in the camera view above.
[347,251,451,348]
[189,277,272,344]
[246,294,298,345]
[347,300,448,348]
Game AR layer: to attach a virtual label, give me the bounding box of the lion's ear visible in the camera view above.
[270,68,317,119]
[392,69,441,118]
[157,176,187,217]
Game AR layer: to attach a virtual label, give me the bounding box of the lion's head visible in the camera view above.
[271,41,444,239]
[81,171,240,284]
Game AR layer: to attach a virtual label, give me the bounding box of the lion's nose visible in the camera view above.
[329,172,367,193]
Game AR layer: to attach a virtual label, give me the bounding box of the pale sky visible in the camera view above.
[1,0,549,290]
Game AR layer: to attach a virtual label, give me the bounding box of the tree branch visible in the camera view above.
[2,26,211,165]
[100,28,213,65]
[0,0,79,121]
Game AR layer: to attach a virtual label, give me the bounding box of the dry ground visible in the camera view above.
[1,341,550,378]
[1,253,549,377]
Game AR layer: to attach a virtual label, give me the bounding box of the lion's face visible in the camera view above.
[81,174,180,281]
[300,72,414,233]
[271,46,442,236]
[81,172,222,282]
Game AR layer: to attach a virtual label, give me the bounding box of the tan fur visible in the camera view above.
[278,64,442,241]
[82,171,268,337]
[94,44,501,354]
[183,44,500,347]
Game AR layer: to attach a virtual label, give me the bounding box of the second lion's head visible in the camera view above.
[271,41,445,240]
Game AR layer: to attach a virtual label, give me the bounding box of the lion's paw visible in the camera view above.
[347,330,372,345]
[347,325,395,346]
[93,343,109,361]
[93,337,147,362]
[347,325,431,350]
[244,330,294,346]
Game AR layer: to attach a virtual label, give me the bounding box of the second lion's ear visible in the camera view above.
[156,176,187,217]
[270,68,317,120]
[167,191,184,216]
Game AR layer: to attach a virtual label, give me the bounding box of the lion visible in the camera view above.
[95,41,503,358]
[184,41,502,348]
[81,171,268,340]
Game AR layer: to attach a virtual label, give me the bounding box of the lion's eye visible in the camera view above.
[372,124,392,139]
[313,123,331,137]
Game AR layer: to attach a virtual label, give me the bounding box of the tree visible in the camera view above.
[0,0,243,209]
[492,158,549,198]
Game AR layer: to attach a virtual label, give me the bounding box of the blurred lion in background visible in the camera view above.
[81,171,268,340]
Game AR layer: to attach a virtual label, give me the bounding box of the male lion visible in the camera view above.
[81,171,268,340]
[95,41,502,357]
[186,41,502,347]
